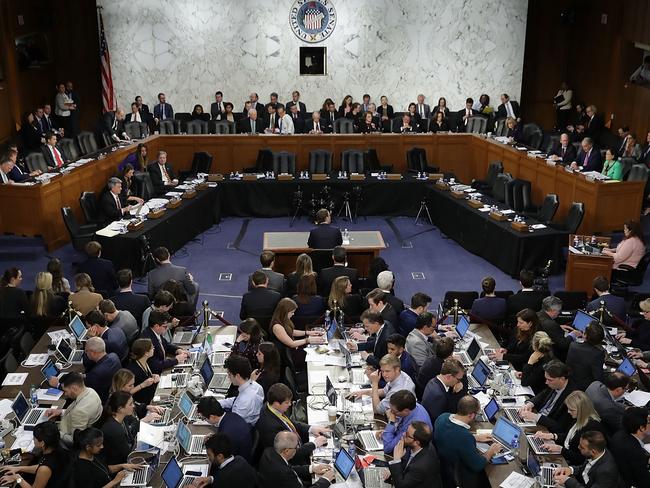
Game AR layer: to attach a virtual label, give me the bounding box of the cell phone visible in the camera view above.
[222,342,232,347]
[185,471,202,477]
[501,397,517,404]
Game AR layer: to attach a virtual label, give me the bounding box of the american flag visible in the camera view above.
[304,5,324,30]
[98,11,117,113]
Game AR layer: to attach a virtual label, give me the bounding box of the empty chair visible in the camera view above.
[527,194,559,224]
[186,120,208,134]
[628,164,650,182]
[190,151,213,174]
[99,132,112,148]
[25,153,48,173]
[174,112,192,132]
[61,207,97,252]
[124,122,147,139]
[443,291,479,311]
[619,157,636,181]
[158,120,176,134]
[553,291,587,312]
[364,148,392,173]
[493,118,508,137]
[59,138,80,162]
[505,179,532,212]
[472,161,503,193]
[134,172,155,200]
[466,116,487,134]
[341,150,364,174]
[77,131,98,155]
[272,151,296,174]
[333,118,355,134]
[406,147,438,173]
[308,150,333,174]
[17,332,35,362]
[491,173,513,203]
[545,135,560,155]
[79,192,103,226]
[211,120,235,134]
[0,349,18,375]
[551,202,584,234]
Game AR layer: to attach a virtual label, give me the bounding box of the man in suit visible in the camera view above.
[210,91,226,120]
[41,131,68,168]
[83,337,121,403]
[367,288,400,329]
[102,109,129,142]
[406,311,436,368]
[308,209,342,249]
[134,96,151,122]
[520,360,577,433]
[42,104,62,136]
[275,105,294,134]
[389,421,442,488]
[5,147,40,182]
[147,246,198,304]
[571,137,603,173]
[257,432,334,488]
[610,407,650,488]
[100,299,139,345]
[322,102,339,128]
[248,92,265,116]
[289,104,305,134]
[585,372,629,435]
[585,275,626,321]
[549,133,578,165]
[247,250,285,294]
[285,90,306,116]
[422,358,466,429]
[140,310,189,374]
[415,94,431,120]
[553,431,621,488]
[376,271,405,314]
[470,276,507,323]
[196,397,253,462]
[33,106,48,137]
[193,433,255,488]
[237,108,266,134]
[83,310,128,364]
[111,268,151,328]
[361,93,372,112]
[347,310,396,370]
[240,271,281,320]
[456,98,476,132]
[496,93,521,121]
[318,246,356,296]
[77,241,118,294]
[305,111,330,134]
[124,102,145,124]
[99,177,132,224]
[387,334,418,382]
[256,384,329,467]
[400,292,432,336]
[538,296,579,361]
[565,323,605,391]
[581,104,604,145]
[147,150,179,195]
[506,270,547,318]
[0,158,13,185]
[153,92,174,123]
[264,103,279,133]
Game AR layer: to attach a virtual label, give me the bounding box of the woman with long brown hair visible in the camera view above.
[251,342,281,395]
[231,318,263,370]
[328,276,363,317]
[489,308,539,370]
[286,253,315,297]
[293,274,325,317]
[270,298,324,363]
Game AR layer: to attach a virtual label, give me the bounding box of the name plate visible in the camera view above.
[182,189,197,199]
[242,174,258,181]
[386,174,402,180]
[166,199,182,209]
[489,211,508,222]
[311,174,328,181]
[467,199,483,208]
[127,220,144,231]
[428,173,443,180]
[207,174,224,182]
[148,208,166,219]
[350,174,365,181]
[277,174,294,181]
[435,181,450,190]
[511,222,529,232]
[451,190,465,199]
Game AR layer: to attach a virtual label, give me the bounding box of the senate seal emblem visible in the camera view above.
[289,0,337,43]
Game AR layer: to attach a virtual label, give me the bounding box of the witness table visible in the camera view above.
[263,230,386,277]
[565,235,613,295]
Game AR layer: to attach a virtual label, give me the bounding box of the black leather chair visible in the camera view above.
[333,118,354,134]
[186,120,209,135]
[79,192,103,226]
[552,202,584,234]
[472,161,503,194]
[246,148,273,173]
[364,148,392,173]
[406,147,438,173]
[526,194,559,224]
[25,153,48,173]
[211,120,235,134]
[466,116,487,134]
[61,207,97,252]
[443,291,478,310]
[124,122,148,139]
[308,150,332,174]
[553,291,587,312]
[628,164,649,182]
[505,179,532,212]
[612,252,650,288]
[492,173,512,203]
[341,150,364,174]
[174,112,192,132]
[272,151,296,174]
[493,118,507,136]
[98,132,112,148]
[619,157,636,180]
[59,138,81,162]
[77,131,98,155]
[191,151,213,174]
[134,172,155,200]
[522,123,543,149]
[545,135,560,155]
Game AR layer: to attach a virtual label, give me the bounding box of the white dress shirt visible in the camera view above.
[278,114,295,134]
[219,380,264,425]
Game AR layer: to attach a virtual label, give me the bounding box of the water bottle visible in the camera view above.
[573,235,579,248]
[344,229,349,241]
[324,310,331,331]
[30,385,38,408]
[347,437,356,459]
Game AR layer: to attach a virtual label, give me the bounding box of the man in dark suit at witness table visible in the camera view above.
[237,108,267,134]
[147,150,178,195]
[308,209,342,249]
[99,177,133,225]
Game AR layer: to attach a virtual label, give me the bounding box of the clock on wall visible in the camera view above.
[289,0,337,43]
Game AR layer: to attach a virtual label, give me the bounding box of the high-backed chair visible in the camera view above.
[527,194,559,224]
[493,118,507,136]
[466,116,487,134]
[619,157,636,180]
[174,112,191,132]
[158,120,177,134]
[545,135,560,155]
[443,291,479,310]
[272,151,296,174]
[79,192,103,226]
[77,131,98,155]
[505,179,532,212]
[522,123,543,149]
[472,161,503,194]
[406,147,438,173]
[25,153,48,173]
[492,173,512,203]
[551,202,584,234]
[124,122,148,139]
[628,164,650,182]
[308,150,332,174]
[333,118,354,134]
[341,150,364,174]
[211,120,235,134]
[365,149,392,173]
[186,120,208,134]
[612,252,650,288]
[59,138,80,162]
[61,207,97,252]
[134,172,155,200]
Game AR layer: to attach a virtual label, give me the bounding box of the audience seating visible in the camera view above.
[341,150,364,174]
[272,151,296,174]
[61,206,97,252]
[16,332,35,363]
[308,150,333,174]
[551,202,584,234]
[211,120,235,134]
[174,112,192,132]
[158,120,178,134]
[333,118,355,134]
[25,152,48,173]
[59,138,81,161]
[124,122,148,139]
[466,116,487,134]
[443,291,479,310]
[186,120,208,135]
[79,191,103,226]
[479,290,514,299]
[553,291,587,311]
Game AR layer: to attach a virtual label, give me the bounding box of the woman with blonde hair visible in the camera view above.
[286,253,315,297]
[328,276,363,318]
[30,272,65,318]
[534,391,605,464]
[520,330,554,394]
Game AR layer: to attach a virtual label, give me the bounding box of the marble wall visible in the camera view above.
[101,0,528,114]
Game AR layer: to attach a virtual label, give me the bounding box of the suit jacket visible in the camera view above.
[237,117,267,134]
[84,352,121,403]
[388,444,443,488]
[139,326,180,374]
[285,101,307,115]
[290,115,305,134]
[100,326,128,363]
[538,311,573,361]
[565,342,605,390]
[99,190,124,225]
[304,119,331,134]
[257,448,330,488]
[640,144,650,166]
[70,289,103,316]
[496,101,521,120]
[256,405,315,465]
[357,321,396,364]
[422,378,452,428]
[506,290,546,317]
[577,148,604,172]
[102,111,126,139]
[248,269,285,295]
[586,294,625,322]
[549,142,578,164]
[583,114,605,145]
[307,224,343,250]
[41,143,66,168]
[110,291,151,327]
[147,262,197,301]
[530,380,577,433]
[239,287,281,320]
[218,412,254,462]
[320,110,339,128]
[558,419,607,466]
[470,296,506,322]
[585,381,625,435]
[406,329,435,368]
[565,449,621,488]
[610,430,650,488]
[147,161,176,195]
[210,101,226,120]
[153,103,174,120]
[318,265,357,297]
[77,256,118,294]
[456,108,476,132]
[211,456,256,488]
[7,165,32,182]
[414,104,431,120]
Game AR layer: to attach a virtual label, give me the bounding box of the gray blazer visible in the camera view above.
[565,449,621,488]
[248,269,286,296]
[406,329,435,367]
[147,262,199,304]
[585,381,625,434]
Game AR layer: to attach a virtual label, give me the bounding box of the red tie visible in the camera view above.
[114,193,121,210]
[53,147,64,168]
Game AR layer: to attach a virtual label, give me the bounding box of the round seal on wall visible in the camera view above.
[289,0,337,43]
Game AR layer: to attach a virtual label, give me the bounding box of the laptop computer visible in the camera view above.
[356,459,390,488]
[357,430,383,451]
[502,405,537,428]
[490,416,521,452]
[178,391,199,421]
[455,315,471,341]
[617,357,636,376]
[457,337,482,366]
[40,358,62,382]
[526,433,551,455]
[161,456,199,488]
[172,327,201,346]
[199,357,230,391]
[159,371,190,389]
[121,451,159,486]
[175,422,206,455]
[326,376,337,407]
[56,338,83,364]
[572,310,593,333]
[68,315,87,342]
[468,358,490,389]
[12,391,48,431]
[333,448,355,483]
[209,351,230,367]
[477,397,499,423]
[526,451,555,487]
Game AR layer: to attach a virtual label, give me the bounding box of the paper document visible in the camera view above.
[2,373,28,386]
[623,390,650,407]
[530,224,547,229]
[0,399,13,419]
[11,427,34,452]
[24,354,49,366]
[513,385,535,397]
[324,356,347,367]
[500,472,535,488]
[47,329,70,342]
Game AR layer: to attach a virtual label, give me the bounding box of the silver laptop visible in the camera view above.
[351,368,369,385]
[502,406,537,428]
[467,358,490,389]
[175,422,206,455]
[527,451,555,487]
[121,452,159,486]
[161,456,199,488]
[172,327,200,345]
[178,391,198,422]
[209,351,230,367]
[12,391,48,430]
[68,315,87,342]
[456,337,482,367]
[199,357,230,391]
[149,408,171,426]
[357,430,383,451]
[489,417,521,453]
[56,337,83,364]
[526,434,552,455]
[159,372,190,389]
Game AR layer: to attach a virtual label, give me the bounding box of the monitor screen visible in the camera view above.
[56,338,73,362]
[456,316,470,338]
[12,392,29,422]
[492,417,521,449]
[617,357,636,376]
[466,338,481,361]
[484,398,499,422]
[572,310,593,333]
[471,359,490,386]
[327,318,338,341]
[41,359,59,380]
[334,448,355,480]
[161,456,183,488]
[175,423,190,450]
[69,315,86,340]
[527,451,540,476]
[179,392,194,418]
[326,376,337,406]
[199,357,214,386]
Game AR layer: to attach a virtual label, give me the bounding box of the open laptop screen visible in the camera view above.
[493,417,521,449]
[69,315,86,340]
[161,456,183,488]
[334,448,355,480]
[456,316,470,338]
[199,357,214,386]
[11,392,29,423]
[326,376,337,406]
[471,359,490,387]
[466,338,481,361]
[484,397,499,422]
[617,357,636,376]
[572,310,593,333]
[179,392,194,419]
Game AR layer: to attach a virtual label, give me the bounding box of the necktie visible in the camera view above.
[271,114,275,127]
[52,147,64,168]
[279,118,283,132]
[420,105,424,118]
[584,150,591,167]
[160,164,170,183]
[162,104,166,119]
[1,171,7,184]
[316,123,320,132]
[561,146,566,157]
[251,120,255,133]
[45,117,51,131]
[331,113,334,123]
[540,390,558,415]
[114,193,121,210]
[112,117,118,131]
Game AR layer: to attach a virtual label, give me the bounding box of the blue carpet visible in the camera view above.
[4,215,650,324]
